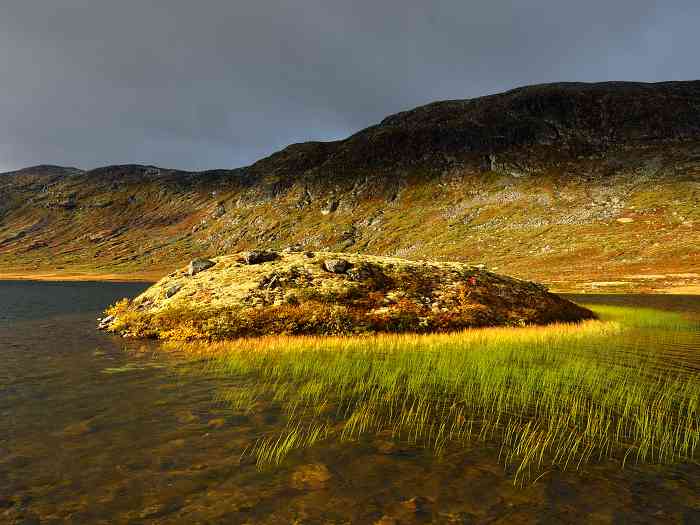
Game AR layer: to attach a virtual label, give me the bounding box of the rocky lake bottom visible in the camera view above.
[1,281,699,524]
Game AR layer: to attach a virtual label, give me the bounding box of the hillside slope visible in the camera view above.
[1,81,699,292]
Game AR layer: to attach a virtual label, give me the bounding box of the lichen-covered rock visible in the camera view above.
[165,284,182,298]
[97,314,114,330]
[102,251,595,340]
[212,202,226,218]
[320,199,339,215]
[188,258,215,276]
[323,258,351,274]
[347,262,387,285]
[241,250,279,264]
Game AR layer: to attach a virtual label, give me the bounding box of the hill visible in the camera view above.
[1,81,699,292]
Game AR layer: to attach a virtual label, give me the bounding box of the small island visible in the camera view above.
[100,250,594,340]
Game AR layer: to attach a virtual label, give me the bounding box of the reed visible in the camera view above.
[166,306,700,483]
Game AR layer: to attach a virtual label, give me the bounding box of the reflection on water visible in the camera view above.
[1,283,699,524]
[565,294,700,378]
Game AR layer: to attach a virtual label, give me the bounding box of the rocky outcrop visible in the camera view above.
[241,250,279,265]
[188,258,215,276]
[100,250,594,340]
[97,315,114,330]
[323,258,351,274]
[164,284,182,298]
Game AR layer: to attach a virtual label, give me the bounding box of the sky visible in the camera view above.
[1,0,698,173]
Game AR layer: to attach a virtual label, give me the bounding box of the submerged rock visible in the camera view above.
[290,463,332,490]
[401,496,432,514]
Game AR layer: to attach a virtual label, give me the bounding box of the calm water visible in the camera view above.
[1,282,699,524]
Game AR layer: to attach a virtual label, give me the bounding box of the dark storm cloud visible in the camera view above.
[1,0,698,172]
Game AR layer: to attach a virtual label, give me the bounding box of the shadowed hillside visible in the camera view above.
[1,81,699,292]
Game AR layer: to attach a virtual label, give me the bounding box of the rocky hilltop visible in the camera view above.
[100,250,593,340]
[1,81,699,292]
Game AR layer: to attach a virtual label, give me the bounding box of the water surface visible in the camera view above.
[1,283,699,523]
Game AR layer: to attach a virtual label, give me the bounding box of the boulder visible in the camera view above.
[165,284,182,298]
[188,258,216,276]
[347,262,390,289]
[97,315,114,330]
[320,199,339,215]
[347,262,378,280]
[212,203,226,218]
[259,273,280,289]
[323,258,351,274]
[241,250,279,265]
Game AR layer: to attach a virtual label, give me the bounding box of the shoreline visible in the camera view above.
[0,271,160,283]
[1,270,697,295]
[550,285,700,296]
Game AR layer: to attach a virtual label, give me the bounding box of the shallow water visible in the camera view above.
[1,283,699,524]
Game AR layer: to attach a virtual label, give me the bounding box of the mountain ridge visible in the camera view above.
[5,80,699,180]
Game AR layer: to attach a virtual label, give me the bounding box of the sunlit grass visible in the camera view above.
[166,306,700,483]
[590,304,699,330]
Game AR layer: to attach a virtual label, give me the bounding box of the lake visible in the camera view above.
[1,281,699,523]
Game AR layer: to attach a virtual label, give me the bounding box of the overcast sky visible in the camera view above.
[1,0,698,172]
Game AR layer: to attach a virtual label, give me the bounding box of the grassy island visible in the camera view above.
[101,250,593,340]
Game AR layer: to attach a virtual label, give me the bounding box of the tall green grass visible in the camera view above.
[168,306,700,483]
